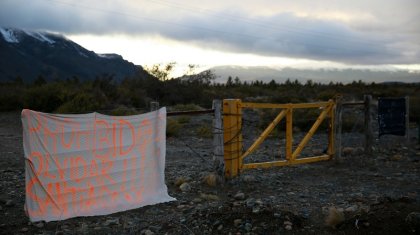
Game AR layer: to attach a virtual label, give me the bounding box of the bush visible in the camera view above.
[56,92,104,114]
[317,90,337,101]
[196,125,212,138]
[109,106,138,116]
[0,86,23,111]
[23,84,63,112]
[177,116,191,124]
[170,103,203,111]
[166,118,182,137]
[410,95,420,123]
[340,112,362,133]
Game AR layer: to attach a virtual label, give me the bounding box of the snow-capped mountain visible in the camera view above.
[0,27,146,82]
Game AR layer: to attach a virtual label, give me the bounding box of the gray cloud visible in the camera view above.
[1,0,419,65]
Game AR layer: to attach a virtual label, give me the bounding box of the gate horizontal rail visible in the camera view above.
[167,109,214,116]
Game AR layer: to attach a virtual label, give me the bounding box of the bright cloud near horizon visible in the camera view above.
[1,0,419,77]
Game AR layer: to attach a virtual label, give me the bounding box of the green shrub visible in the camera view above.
[177,116,191,124]
[317,90,337,101]
[410,95,419,123]
[23,84,63,112]
[0,86,23,111]
[196,125,212,138]
[341,113,362,133]
[170,103,203,111]
[167,118,182,137]
[109,106,138,116]
[56,92,103,114]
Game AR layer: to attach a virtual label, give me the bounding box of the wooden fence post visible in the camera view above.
[364,95,373,155]
[418,120,420,145]
[212,100,224,175]
[150,101,159,111]
[223,99,242,178]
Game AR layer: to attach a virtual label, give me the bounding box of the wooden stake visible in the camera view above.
[212,100,224,175]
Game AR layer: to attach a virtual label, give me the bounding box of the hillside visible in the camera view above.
[0,28,147,82]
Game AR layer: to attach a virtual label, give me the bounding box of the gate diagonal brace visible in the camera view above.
[240,109,287,161]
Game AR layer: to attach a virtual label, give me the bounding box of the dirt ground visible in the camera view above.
[0,111,419,235]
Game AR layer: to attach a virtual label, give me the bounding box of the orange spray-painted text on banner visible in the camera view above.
[21,108,175,222]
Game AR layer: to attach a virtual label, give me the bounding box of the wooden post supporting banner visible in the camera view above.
[223,99,242,178]
[364,95,373,155]
[212,100,224,175]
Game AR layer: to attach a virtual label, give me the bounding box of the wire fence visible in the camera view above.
[338,98,418,161]
[96,99,418,171]
[164,97,418,169]
[163,104,218,173]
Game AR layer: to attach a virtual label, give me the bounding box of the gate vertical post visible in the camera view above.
[335,97,343,161]
[364,95,373,156]
[328,100,335,158]
[286,105,293,161]
[223,99,242,178]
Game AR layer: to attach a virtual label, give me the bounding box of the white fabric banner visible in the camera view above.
[21,108,175,222]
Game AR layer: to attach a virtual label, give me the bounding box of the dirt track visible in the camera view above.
[1,111,419,234]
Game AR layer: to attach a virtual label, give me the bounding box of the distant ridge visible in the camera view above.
[0,27,148,82]
[211,65,420,84]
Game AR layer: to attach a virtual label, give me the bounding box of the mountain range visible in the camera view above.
[1,28,418,84]
[0,27,147,82]
[211,65,420,84]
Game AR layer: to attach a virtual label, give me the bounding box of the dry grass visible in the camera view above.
[325,207,345,229]
[174,176,190,186]
[201,172,221,187]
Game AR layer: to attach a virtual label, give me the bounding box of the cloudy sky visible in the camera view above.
[1,0,419,76]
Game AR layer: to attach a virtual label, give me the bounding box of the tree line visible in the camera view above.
[0,67,419,121]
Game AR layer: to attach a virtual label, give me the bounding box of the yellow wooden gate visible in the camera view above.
[223,99,335,178]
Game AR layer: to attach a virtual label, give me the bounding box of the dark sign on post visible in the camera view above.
[378,97,406,137]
